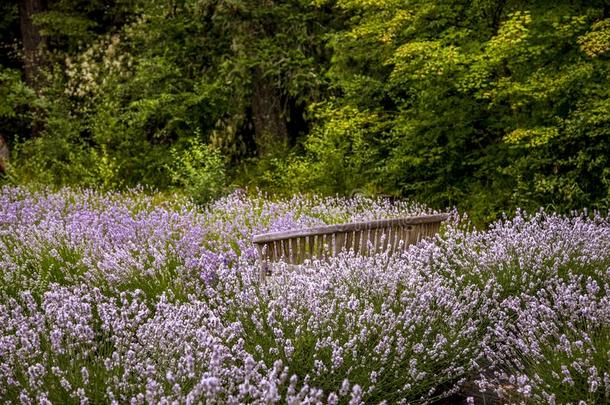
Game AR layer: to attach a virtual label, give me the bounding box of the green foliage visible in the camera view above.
[0,67,39,139]
[0,68,33,117]
[1,0,609,221]
[268,102,388,197]
[296,0,610,223]
[8,135,99,187]
[167,137,227,205]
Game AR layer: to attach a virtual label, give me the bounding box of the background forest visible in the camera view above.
[1,0,609,223]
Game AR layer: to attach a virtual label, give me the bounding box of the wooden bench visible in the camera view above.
[252,213,449,281]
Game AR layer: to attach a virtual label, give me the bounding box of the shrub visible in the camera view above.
[167,137,228,205]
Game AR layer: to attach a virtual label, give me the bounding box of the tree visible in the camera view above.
[294,0,610,222]
[206,0,334,158]
[18,0,47,90]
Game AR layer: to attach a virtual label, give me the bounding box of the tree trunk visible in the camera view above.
[251,69,288,157]
[18,0,47,137]
[18,0,47,90]
[0,134,9,173]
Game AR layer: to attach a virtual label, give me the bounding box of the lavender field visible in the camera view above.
[1,187,609,404]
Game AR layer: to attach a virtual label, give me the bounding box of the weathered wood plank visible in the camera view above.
[345,230,354,253]
[252,214,449,243]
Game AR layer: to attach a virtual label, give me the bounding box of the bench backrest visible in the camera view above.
[253,213,448,280]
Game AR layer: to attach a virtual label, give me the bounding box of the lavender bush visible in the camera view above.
[1,187,609,404]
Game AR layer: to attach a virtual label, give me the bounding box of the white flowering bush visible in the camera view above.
[1,187,609,403]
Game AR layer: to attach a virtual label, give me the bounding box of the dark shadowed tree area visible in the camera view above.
[0,0,608,222]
